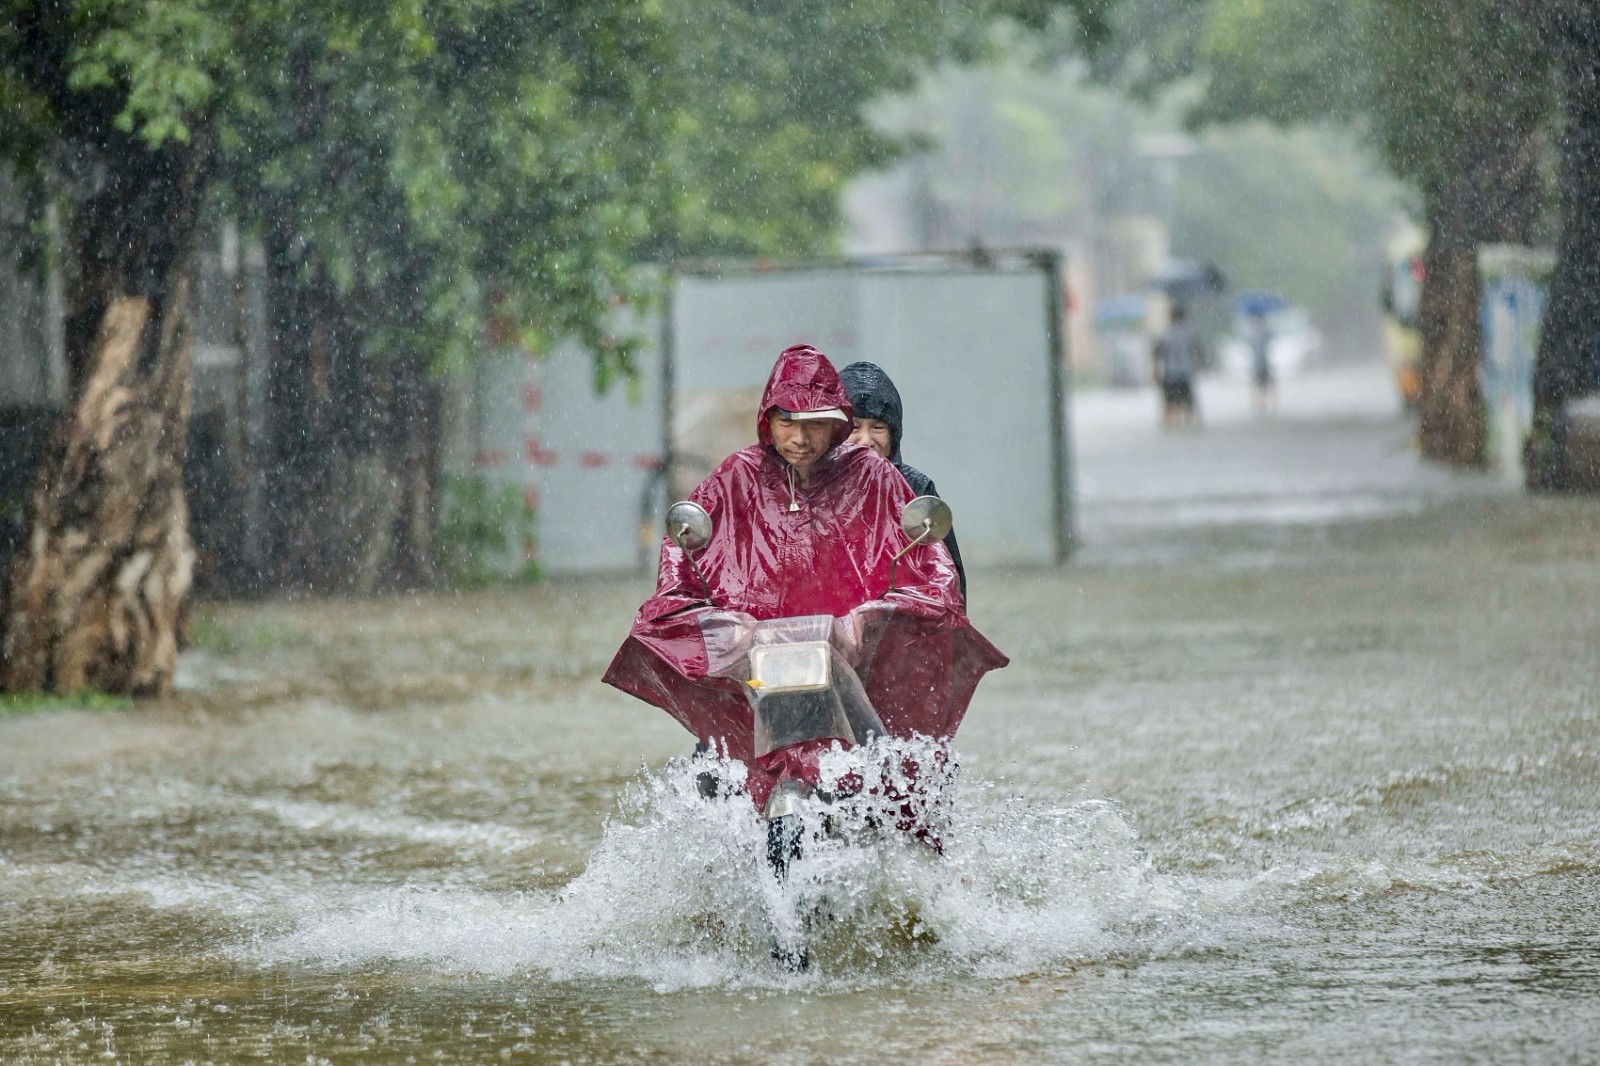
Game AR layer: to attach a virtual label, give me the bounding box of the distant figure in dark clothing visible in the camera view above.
[1247,309,1277,413]
[838,361,968,604]
[1153,304,1202,430]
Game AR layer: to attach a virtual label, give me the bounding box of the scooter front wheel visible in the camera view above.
[765,814,809,972]
[766,813,803,881]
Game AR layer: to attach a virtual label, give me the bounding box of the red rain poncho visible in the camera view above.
[602,345,1007,796]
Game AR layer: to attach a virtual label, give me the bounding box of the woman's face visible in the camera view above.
[848,418,893,459]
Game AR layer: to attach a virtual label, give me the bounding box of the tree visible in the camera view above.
[1,1,228,694]
[1178,0,1550,466]
[227,2,671,592]
[1364,1,1548,467]
[0,0,675,681]
[1522,1,1600,489]
[649,0,1114,259]
[241,0,1117,592]
[2,0,1118,690]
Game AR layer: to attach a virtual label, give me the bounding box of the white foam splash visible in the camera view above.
[247,796,544,854]
[248,740,1212,988]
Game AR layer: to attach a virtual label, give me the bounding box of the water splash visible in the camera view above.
[248,739,1209,988]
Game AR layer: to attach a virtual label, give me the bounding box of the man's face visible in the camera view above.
[848,418,893,459]
[768,412,835,474]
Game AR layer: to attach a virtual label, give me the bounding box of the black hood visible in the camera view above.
[838,361,904,461]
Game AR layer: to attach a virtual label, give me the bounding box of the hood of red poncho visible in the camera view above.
[755,344,855,450]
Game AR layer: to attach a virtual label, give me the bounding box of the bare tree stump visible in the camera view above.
[2,291,197,695]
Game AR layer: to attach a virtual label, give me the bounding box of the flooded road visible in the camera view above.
[3,358,1598,1063]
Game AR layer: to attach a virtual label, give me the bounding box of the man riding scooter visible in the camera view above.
[602,344,1006,815]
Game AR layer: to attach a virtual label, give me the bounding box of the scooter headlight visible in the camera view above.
[749,641,832,692]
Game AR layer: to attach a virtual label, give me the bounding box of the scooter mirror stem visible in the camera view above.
[685,553,713,603]
[672,525,712,602]
[884,522,935,595]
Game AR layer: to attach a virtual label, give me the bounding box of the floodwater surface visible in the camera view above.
[2,361,1597,1063]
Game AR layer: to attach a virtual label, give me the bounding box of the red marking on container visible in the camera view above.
[580,451,610,469]
[632,454,664,471]
[523,384,542,413]
[524,437,558,467]
[522,486,539,512]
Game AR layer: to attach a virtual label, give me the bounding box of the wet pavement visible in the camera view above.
[1072,356,1510,556]
[1,354,1597,1063]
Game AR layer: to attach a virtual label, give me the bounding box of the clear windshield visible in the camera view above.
[746,617,885,758]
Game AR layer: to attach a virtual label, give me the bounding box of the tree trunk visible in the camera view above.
[1416,237,1488,466]
[1527,3,1600,490]
[1415,112,1542,467]
[261,236,442,594]
[389,354,442,591]
[1,139,209,696]
[251,41,443,595]
[260,235,337,591]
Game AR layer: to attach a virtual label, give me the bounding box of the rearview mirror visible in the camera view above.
[886,495,953,595]
[665,501,715,603]
[900,495,953,544]
[665,501,712,553]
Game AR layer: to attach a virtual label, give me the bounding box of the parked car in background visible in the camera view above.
[1380,227,1426,409]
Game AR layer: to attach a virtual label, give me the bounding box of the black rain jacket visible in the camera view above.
[838,361,968,604]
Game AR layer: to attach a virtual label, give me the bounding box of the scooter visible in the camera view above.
[665,496,957,970]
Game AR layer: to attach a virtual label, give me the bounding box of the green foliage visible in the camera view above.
[210,0,1123,383]
[1088,0,1210,97]
[1191,0,1367,127]
[2,0,242,156]
[437,474,538,588]
[219,1,673,375]
[4,0,1127,402]
[3,0,672,380]
[1130,0,1554,206]
[1362,0,1551,200]
[650,0,961,257]
[872,46,1404,321]
[1170,122,1408,320]
[653,0,1116,260]
[0,688,130,717]
[187,616,303,655]
[64,0,232,146]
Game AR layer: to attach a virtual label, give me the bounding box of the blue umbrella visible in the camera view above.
[1235,290,1288,316]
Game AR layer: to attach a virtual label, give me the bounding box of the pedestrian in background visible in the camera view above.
[1248,309,1277,414]
[1153,305,1202,430]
